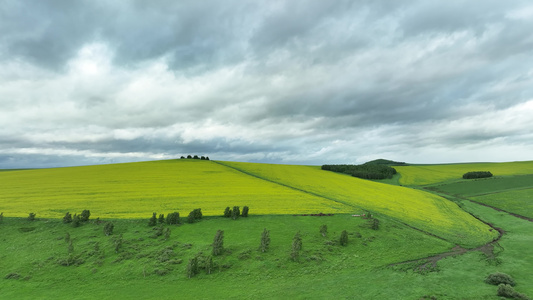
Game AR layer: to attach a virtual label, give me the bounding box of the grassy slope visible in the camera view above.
[0,215,453,299]
[0,160,352,218]
[396,161,533,186]
[220,161,496,247]
[426,174,533,219]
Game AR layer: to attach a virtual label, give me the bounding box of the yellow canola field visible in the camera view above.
[0,160,351,219]
[396,161,533,186]
[221,161,497,247]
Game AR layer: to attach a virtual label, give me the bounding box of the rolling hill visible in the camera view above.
[0,159,496,246]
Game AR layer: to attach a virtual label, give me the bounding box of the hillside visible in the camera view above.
[0,159,496,247]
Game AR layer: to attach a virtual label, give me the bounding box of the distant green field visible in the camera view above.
[426,174,533,197]
[396,161,533,186]
[472,189,533,219]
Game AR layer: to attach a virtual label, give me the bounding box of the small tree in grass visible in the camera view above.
[290,232,302,261]
[148,212,157,226]
[260,228,270,253]
[242,206,249,217]
[166,212,180,225]
[186,257,199,278]
[72,214,81,227]
[212,230,224,256]
[63,212,72,224]
[104,222,114,236]
[205,255,214,274]
[158,214,165,224]
[339,230,348,246]
[194,208,202,220]
[371,218,380,230]
[319,224,327,237]
[485,272,516,286]
[232,206,240,220]
[0,212,4,224]
[164,228,171,240]
[80,210,90,222]
[187,211,196,223]
[28,213,36,221]
[223,207,231,218]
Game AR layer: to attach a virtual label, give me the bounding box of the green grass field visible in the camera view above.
[396,161,533,186]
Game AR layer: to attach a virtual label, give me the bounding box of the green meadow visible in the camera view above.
[0,159,532,299]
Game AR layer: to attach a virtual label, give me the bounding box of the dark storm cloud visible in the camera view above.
[1,1,533,168]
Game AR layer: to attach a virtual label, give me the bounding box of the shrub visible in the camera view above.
[485,272,516,286]
[72,214,81,227]
[80,210,91,222]
[63,212,72,224]
[193,208,202,220]
[232,206,240,220]
[223,207,231,218]
[339,230,348,246]
[28,213,36,221]
[242,206,249,217]
[187,211,196,224]
[319,224,327,237]
[158,214,165,224]
[260,228,270,253]
[291,232,302,261]
[0,212,4,224]
[371,218,380,230]
[166,212,180,225]
[212,230,224,256]
[148,212,157,226]
[186,257,199,278]
[104,222,114,236]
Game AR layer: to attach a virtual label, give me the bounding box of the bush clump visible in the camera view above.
[497,284,530,300]
[485,272,516,286]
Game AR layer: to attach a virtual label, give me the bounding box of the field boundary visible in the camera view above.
[213,161,358,211]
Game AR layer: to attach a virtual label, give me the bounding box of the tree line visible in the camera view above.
[321,164,397,180]
[463,171,493,179]
[180,155,210,160]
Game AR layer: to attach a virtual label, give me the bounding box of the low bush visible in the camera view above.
[463,171,493,179]
[485,272,516,286]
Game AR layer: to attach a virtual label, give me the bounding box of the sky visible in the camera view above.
[1,0,533,169]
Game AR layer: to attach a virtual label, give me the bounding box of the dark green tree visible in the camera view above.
[212,230,224,256]
[158,214,165,224]
[223,207,231,218]
[319,224,327,237]
[180,156,185,159]
[194,208,203,220]
[187,211,196,223]
[260,228,270,253]
[187,155,192,159]
[80,210,90,222]
[63,212,72,224]
[206,157,210,161]
[0,212,3,224]
[339,230,348,246]
[28,212,36,221]
[104,222,114,236]
[371,218,380,230]
[290,232,302,261]
[193,155,199,159]
[186,257,199,278]
[232,206,240,220]
[72,214,81,227]
[166,212,180,225]
[205,255,214,274]
[200,156,206,160]
[164,228,171,240]
[148,212,157,226]
[242,206,249,217]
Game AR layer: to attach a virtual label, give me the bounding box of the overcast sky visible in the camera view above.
[1,0,533,168]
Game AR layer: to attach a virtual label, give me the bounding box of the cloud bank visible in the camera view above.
[1,0,533,168]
